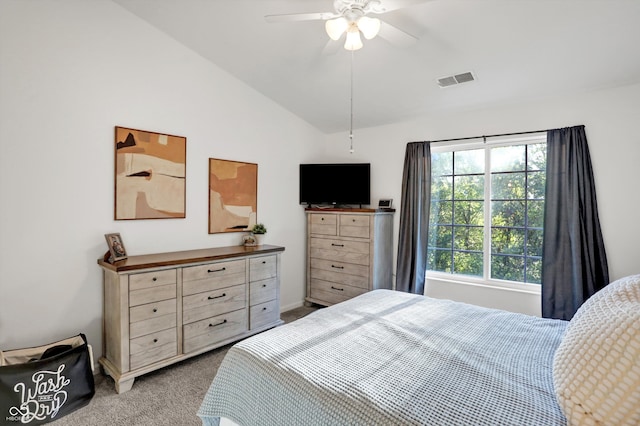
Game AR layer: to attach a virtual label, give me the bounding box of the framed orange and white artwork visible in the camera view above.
[208,158,257,234]
[114,126,186,220]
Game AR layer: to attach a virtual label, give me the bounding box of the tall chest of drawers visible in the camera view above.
[98,245,284,393]
[305,209,394,306]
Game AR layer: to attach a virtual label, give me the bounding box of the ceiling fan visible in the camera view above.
[265,0,428,52]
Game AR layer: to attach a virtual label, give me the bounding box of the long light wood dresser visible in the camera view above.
[305,208,394,306]
[97,244,284,393]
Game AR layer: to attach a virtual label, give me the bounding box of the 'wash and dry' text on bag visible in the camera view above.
[0,334,95,425]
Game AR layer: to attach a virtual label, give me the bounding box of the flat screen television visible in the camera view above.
[299,163,370,207]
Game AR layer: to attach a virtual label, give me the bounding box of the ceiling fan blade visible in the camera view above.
[265,12,337,23]
[378,20,417,47]
[369,0,433,14]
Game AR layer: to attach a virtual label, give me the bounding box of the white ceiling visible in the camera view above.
[113,0,640,134]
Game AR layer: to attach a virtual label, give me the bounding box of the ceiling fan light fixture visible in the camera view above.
[325,17,348,40]
[357,16,381,40]
[344,25,363,51]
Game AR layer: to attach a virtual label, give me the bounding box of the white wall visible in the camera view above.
[324,83,640,315]
[0,1,324,355]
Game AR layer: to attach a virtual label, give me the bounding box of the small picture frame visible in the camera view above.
[242,234,257,247]
[105,233,128,262]
[378,198,393,209]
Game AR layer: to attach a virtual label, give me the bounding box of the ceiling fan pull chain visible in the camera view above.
[349,49,355,154]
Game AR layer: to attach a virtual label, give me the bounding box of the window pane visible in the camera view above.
[527,229,544,256]
[454,201,484,226]
[427,248,452,273]
[430,200,452,224]
[453,251,483,276]
[454,226,483,251]
[526,258,542,284]
[492,172,525,200]
[492,145,525,172]
[454,175,484,200]
[491,255,525,282]
[454,149,484,174]
[492,200,525,227]
[432,176,453,200]
[527,200,544,228]
[527,143,547,171]
[432,151,453,176]
[429,225,452,249]
[528,171,545,199]
[492,228,525,255]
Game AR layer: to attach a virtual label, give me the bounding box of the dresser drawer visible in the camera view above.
[249,255,277,282]
[129,269,177,291]
[250,277,277,306]
[182,259,246,296]
[129,283,177,307]
[310,258,369,289]
[129,298,177,339]
[309,214,337,235]
[310,279,367,305]
[130,298,176,323]
[310,238,370,266]
[249,299,279,330]
[183,308,247,353]
[182,283,246,325]
[339,214,370,238]
[129,328,177,370]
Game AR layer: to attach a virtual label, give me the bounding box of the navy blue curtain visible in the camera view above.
[396,142,431,294]
[542,125,609,320]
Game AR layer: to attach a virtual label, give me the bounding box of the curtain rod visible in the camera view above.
[410,128,555,145]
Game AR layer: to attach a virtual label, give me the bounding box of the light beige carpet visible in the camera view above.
[54,305,318,426]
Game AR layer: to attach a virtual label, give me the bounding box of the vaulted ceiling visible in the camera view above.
[113,0,640,134]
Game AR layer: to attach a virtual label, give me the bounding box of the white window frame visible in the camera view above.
[427,133,547,293]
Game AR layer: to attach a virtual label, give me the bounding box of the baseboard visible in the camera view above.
[281,300,305,313]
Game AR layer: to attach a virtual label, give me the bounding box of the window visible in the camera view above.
[427,136,547,286]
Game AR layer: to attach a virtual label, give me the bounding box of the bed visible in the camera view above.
[198,275,640,426]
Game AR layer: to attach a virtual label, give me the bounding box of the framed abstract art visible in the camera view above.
[208,158,257,234]
[114,126,186,220]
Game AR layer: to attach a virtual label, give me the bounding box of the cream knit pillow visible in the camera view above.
[553,274,640,425]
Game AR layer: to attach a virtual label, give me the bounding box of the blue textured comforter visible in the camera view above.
[198,289,567,425]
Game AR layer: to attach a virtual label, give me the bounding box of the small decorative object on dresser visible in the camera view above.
[305,208,394,306]
[378,198,393,209]
[97,244,285,393]
[242,234,257,247]
[104,233,127,262]
[251,223,267,245]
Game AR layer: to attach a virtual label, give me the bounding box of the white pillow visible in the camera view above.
[553,274,640,425]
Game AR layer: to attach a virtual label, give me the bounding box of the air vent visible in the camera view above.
[437,71,476,88]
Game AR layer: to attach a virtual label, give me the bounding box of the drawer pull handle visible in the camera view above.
[331,243,344,247]
[208,293,226,300]
[321,217,324,221]
[262,261,266,264]
[153,338,158,343]
[262,307,267,311]
[331,265,344,269]
[152,277,157,281]
[262,284,267,288]
[208,267,226,273]
[331,286,344,291]
[209,319,227,327]
[153,308,158,313]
